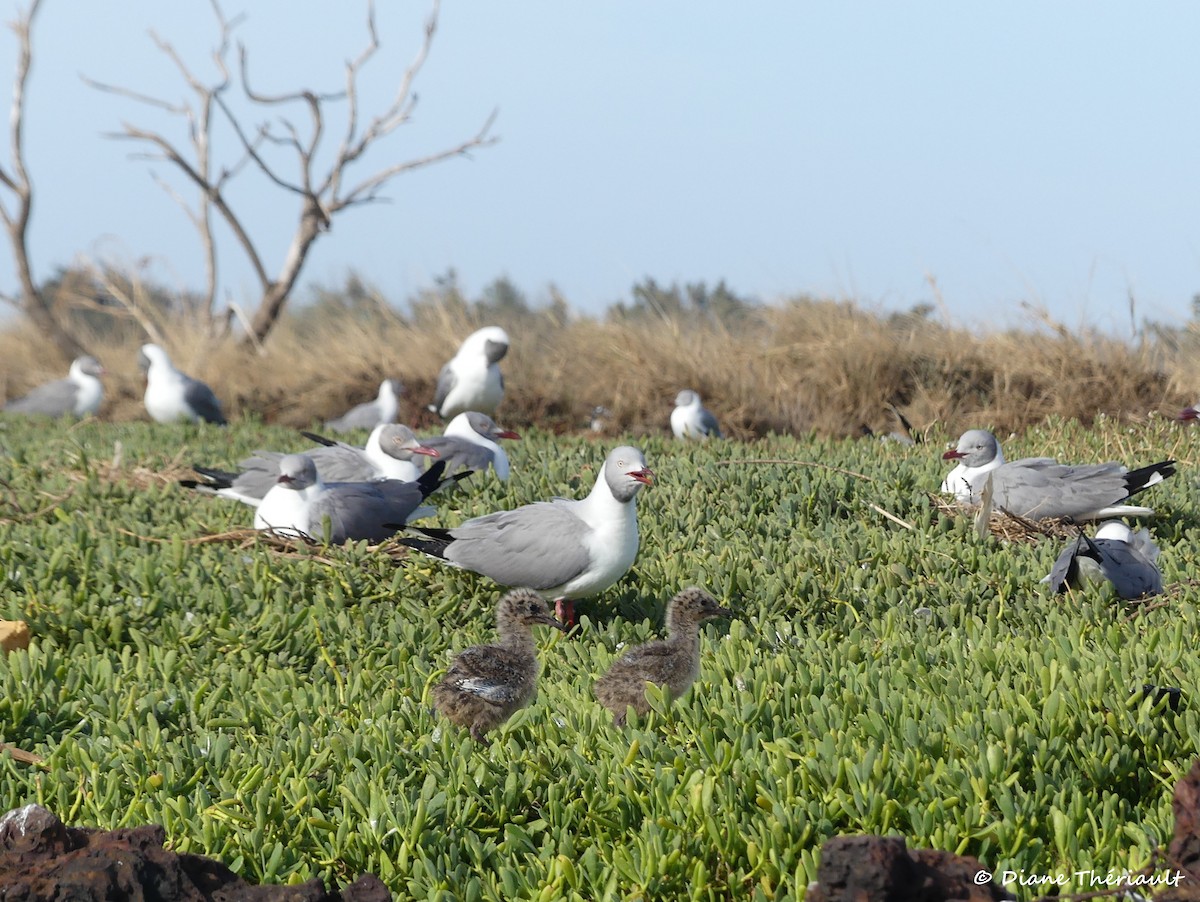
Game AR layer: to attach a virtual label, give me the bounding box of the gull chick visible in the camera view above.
[433,588,566,742]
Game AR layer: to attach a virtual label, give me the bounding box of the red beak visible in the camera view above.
[628,467,655,486]
[496,429,520,440]
[1179,408,1198,422]
[942,449,965,460]
[411,444,440,458]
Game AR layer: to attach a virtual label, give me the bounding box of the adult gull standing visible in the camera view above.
[139,344,226,425]
[401,445,654,624]
[428,326,509,418]
[325,378,403,434]
[671,390,722,440]
[4,356,105,418]
[940,428,1174,520]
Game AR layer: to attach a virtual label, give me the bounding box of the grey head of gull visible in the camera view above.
[593,587,733,726]
[1043,520,1163,600]
[138,343,226,425]
[254,453,452,543]
[671,390,723,440]
[432,588,566,743]
[940,428,1175,520]
[428,325,509,418]
[421,411,520,480]
[401,445,654,625]
[182,424,439,507]
[324,378,403,434]
[4,355,105,418]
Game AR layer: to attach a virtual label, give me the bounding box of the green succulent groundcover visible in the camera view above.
[0,417,1196,900]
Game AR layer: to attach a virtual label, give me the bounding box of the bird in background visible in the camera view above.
[138,343,226,425]
[3,355,105,418]
[1043,520,1163,600]
[671,389,722,440]
[401,445,654,626]
[421,411,520,481]
[594,587,733,726]
[428,326,509,418]
[940,428,1174,520]
[254,453,455,544]
[432,588,566,743]
[325,378,403,434]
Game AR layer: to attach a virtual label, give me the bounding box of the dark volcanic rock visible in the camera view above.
[0,804,389,902]
[806,834,1014,902]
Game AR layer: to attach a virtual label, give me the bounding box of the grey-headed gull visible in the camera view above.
[432,588,566,742]
[254,454,450,543]
[4,356,104,417]
[671,390,722,440]
[593,587,733,726]
[402,445,654,624]
[325,378,403,434]
[138,344,226,425]
[428,326,509,418]
[421,411,519,480]
[1043,521,1163,599]
[941,428,1175,520]
[182,424,438,506]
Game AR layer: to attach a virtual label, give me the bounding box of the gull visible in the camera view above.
[182,424,438,506]
[138,344,226,425]
[432,588,566,743]
[428,326,509,418]
[401,445,654,624]
[940,428,1175,520]
[325,378,403,434]
[4,356,104,418]
[1043,521,1163,599]
[421,411,520,481]
[254,454,452,543]
[671,390,723,440]
[594,587,733,726]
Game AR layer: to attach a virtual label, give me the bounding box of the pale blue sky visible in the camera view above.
[4,2,1199,333]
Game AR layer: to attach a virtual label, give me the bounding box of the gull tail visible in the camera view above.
[1123,460,1176,497]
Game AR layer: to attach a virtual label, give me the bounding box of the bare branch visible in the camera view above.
[82,75,188,115]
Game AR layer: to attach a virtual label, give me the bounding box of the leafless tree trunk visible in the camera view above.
[88,0,497,349]
[0,0,86,361]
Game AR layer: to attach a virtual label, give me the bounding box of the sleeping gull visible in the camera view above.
[182,424,438,506]
[401,445,654,624]
[4,355,104,418]
[432,588,566,742]
[428,326,509,418]
[1043,521,1162,599]
[421,411,519,480]
[138,343,226,425]
[671,390,722,440]
[255,454,452,543]
[941,428,1175,520]
[325,378,403,434]
[594,587,733,726]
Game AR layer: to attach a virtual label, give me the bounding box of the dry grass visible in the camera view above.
[0,289,1195,439]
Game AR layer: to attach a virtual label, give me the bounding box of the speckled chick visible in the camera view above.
[594,587,733,726]
[433,589,566,742]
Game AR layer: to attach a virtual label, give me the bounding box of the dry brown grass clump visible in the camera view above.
[0,287,1195,439]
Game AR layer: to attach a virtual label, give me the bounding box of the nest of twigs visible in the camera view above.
[928,493,1079,543]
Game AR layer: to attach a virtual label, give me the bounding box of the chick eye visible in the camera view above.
[528,603,539,615]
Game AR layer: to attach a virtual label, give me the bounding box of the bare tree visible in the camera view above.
[88,0,496,348]
[0,0,86,361]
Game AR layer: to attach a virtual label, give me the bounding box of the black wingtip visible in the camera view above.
[301,430,338,447]
[185,465,238,490]
[396,527,455,559]
[1124,459,1177,497]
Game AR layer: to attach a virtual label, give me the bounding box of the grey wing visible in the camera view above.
[992,461,1127,518]
[307,444,379,482]
[421,436,493,474]
[446,500,593,590]
[183,377,226,425]
[430,361,457,414]
[698,408,723,438]
[1045,539,1086,593]
[1095,539,1163,599]
[315,480,427,542]
[326,400,380,433]
[4,378,76,416]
